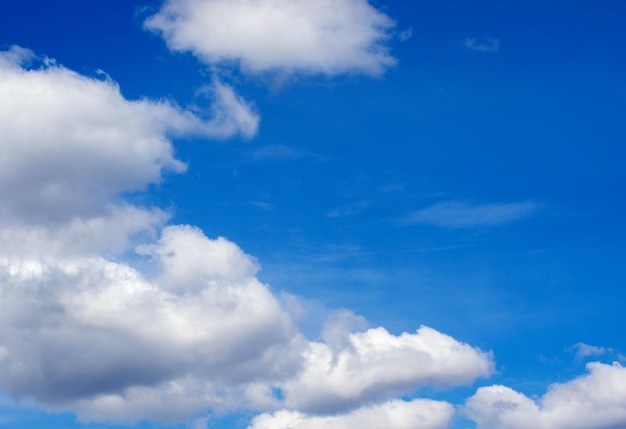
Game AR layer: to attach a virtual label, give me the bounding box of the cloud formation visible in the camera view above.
[145,0,397,76]
[279,325,493,413]
[248,399,454,429]
[465,362,626,429]
[401,200,539,228]
[0,225,300,420]
[0,46,258,223]
[0,46,494,425]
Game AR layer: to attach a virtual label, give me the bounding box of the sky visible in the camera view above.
[1,1,626,428]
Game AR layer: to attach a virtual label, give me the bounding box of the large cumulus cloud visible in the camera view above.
[0,46,494,425]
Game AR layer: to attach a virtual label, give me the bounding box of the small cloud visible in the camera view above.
[251,200,274,211]
[379,183,405,193]
[569,343,615,361]
[399,27,413,42]
[244,144,322,163]
[327,200,373,218]
[464,37,501,53]
[400,200,539,228]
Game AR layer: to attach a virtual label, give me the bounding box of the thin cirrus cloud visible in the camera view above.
[464,362,626,429]
[244,144,323,163]
[400,200,540,228]
[144,0,397,76]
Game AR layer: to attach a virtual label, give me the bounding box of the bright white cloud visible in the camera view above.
[279,324,494,413]
[248,399,454,429]
[0,46,258,223]
[0,226,301,421]
[401,200,539,228]
[465,362,626,429]
[0,45,495,425]
[145,0,397,76]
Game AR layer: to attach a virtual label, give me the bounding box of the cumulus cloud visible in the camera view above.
[0,46,494,425]
[278,325,494,413]
[248,399,454,429]
[145,0,397,76]
[465,362,626,429]
[0,46,258,222]
[400,200,539,228]
[0,226,301,421]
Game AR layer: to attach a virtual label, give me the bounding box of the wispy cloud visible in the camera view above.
[244,144,323,163]
[464,37,501,53]
[400,200,539,228]
[251,200,274,211]
[327,200,373,218]
[399,27,413,42]
[569,343,626,363]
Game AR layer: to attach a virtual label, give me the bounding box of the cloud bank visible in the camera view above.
[0,46,494,424]
[145,0,397,76]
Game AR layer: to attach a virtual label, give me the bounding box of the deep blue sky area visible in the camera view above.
[1,1,625,429]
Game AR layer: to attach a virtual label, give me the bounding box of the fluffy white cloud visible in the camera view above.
[465,362,626,429]
[279,323,494,413]
[0,225,301,421]
[0,46,258,223]
[0,45,495,425]
[145,0,396,76]
[400,200,539,228]
[248,399,454,429]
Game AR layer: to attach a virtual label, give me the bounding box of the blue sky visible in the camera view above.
[1,1,625,428]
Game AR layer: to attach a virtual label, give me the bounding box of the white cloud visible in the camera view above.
[145,0,397,76]
[248,399,454,429]
[0,46,258,223]
[465,362,626,429]
[570,343,612,361]
[401,200,539,228]
[0,225,301,421]
[464,38,500,53]
[0,45,496,425]
[0,206,168,259]
[279,325,494,413]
